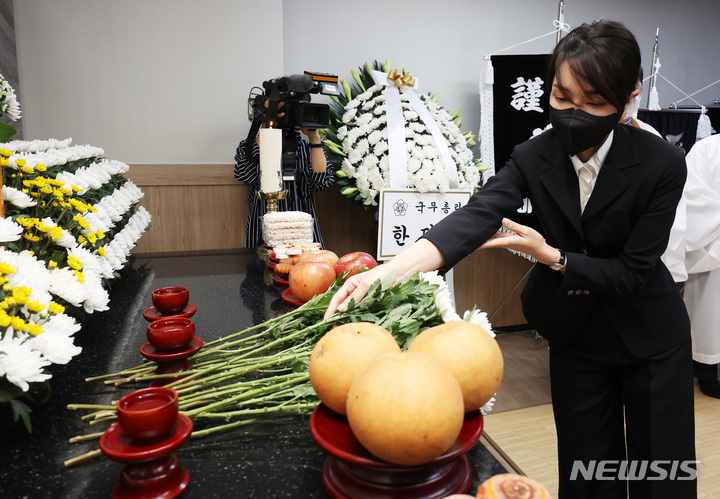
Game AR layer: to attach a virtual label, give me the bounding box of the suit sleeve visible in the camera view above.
[422,154,528,269]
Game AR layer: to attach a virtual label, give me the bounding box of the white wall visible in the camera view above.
[13,0,720,164]
[13,0,283,163]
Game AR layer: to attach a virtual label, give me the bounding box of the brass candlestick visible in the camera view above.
[256,190,288,258]
[257,189,287,213]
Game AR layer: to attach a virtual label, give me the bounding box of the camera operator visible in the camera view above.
[234,99,334,249]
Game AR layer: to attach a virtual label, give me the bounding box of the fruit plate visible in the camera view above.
[273,273,289,286]
[281,288,303,307]
[310,404,482,496]
[310,403,483,471]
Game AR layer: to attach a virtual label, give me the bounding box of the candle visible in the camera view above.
[259,128,282,193]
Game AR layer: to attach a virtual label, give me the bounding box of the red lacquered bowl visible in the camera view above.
[310,403,483,497]
[116,387,179,445]
[147,317,195,352]
[151,286,189,315]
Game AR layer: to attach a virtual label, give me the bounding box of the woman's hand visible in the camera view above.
[324,264,398,319]
[480,218,560,265]
[324,239,446,319]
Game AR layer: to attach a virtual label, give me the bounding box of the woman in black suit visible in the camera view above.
[326,20,696,499]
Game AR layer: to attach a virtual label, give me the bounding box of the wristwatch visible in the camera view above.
[548,249,566,271]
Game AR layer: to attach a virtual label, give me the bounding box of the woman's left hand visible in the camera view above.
[480,218,559,265]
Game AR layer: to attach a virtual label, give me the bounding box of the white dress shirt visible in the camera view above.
[569,130,615,213]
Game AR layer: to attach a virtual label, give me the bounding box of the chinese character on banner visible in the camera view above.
[510,77,545,113]
[377,188,472,260]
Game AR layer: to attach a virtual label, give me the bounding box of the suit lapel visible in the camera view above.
[539,136,584,237]
[581,126,640,220]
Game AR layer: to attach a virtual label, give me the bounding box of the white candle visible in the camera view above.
[259,128,283,193]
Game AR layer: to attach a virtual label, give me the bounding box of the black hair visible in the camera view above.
[547,20,641,113]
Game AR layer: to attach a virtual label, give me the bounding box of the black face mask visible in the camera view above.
[549,106,620,156]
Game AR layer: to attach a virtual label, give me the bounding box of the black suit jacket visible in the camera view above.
[424,124,690,358]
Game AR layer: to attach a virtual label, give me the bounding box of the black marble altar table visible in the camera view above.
[0,251,506,498]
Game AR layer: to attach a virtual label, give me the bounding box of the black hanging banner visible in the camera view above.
[637,110,700,153]
[492,54,551,172]
[491,54,550,233]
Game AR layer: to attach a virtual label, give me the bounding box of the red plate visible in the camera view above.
[281,288,304,307]
[273,273,289,286]
[100,414,193,464]
[310,403,483,470]
[143,303,197,322]
[140,336,204,362]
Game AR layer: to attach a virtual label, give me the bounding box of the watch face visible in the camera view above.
[549,262,563,271]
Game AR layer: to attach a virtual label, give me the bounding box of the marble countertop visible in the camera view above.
[0,251,505,498]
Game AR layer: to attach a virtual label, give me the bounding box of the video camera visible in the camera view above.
[248,71,341,130]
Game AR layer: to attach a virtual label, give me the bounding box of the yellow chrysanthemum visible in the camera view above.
[49,226,63,240]
[67,256,83,271]
[0,158,9,167]
[73,270,86,283]
[0,277,6,286]
[0,262,16,275]
[0,310,11,327]
[78,235,87,245]
[96,229,106,240]
[11,316,27,331]
[87,232,97,244]
[0,148,13,157]
[36,163,47,172]
[59,187,72,195]
[2,283,12,293]
[71,185,82,193]
[72,215,91,230]
[48,302,65,314]
[33,176,48,187]
[40,185,54,194]
[15,217,35,228]
[14,294,28,305]
[20,166,35,174]
[23,233,41,242]
[28,324,45,336]
[98,247,107,257]
[48,260,58,269]
[26,301,46,313]
[33,221,51,233]
[52,190,64,200]
[15,159,26,167]
[0,301,9,310]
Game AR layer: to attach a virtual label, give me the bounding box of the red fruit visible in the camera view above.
[334,252,378,281]
[289,261,336,303]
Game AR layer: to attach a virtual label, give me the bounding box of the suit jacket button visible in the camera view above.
[567,290,574,296]
[582,248,588,255]
[583,290,590,295]
[575,290,582,295]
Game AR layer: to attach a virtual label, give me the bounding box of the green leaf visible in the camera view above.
[0,122,18,142]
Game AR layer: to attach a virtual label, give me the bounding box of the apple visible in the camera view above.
[297,249,339,267]
[334,252,378,281]
[289,261,337,303]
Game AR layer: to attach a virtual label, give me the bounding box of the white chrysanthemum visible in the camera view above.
[419,270,462,323]
[462,309,494,338]
[0,331,52,392]
[2,185,37,209]
[80,270,109,313]
[0,217,23,242]
[0,250,53,304]
[26,316,82,365]
[47,267,86,308]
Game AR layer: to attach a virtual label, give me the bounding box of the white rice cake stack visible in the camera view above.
[262,211,314,247]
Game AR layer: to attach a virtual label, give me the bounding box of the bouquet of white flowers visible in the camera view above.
[322,60,487,207]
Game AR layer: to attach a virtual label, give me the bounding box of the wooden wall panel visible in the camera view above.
[126,164,531,327]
